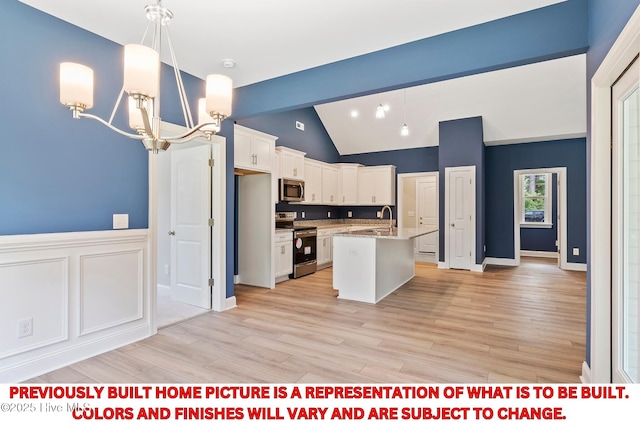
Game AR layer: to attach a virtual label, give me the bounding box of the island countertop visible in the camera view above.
[334,226,438,240]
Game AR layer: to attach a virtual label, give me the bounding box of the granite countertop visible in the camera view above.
[294,219,396,230]
[334,227,438,240]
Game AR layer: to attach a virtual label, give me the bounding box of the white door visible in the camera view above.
[447,167,474,270]
[170,144,212,309]
[612,59,640,383]
[416,176,438,253]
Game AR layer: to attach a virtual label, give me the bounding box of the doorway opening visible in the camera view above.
[513,167,567,269]
[397,172,439,263]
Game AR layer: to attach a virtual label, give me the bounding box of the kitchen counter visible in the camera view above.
[332,227,438,304]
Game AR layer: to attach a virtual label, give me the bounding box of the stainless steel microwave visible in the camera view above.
[279,178,305,202]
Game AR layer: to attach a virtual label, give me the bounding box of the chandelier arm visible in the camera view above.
[165,26,195,129]
[138,104,155,138]
[162,122,216,141]
[77,112,146,140]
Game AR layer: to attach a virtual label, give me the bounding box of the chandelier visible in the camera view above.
[58,0,232,153]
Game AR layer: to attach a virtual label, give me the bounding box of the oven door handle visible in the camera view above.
[299,183,304,199]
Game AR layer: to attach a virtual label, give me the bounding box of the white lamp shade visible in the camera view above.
[123,44,159,98]
[198,98,220,133]
[205,74,232,117]
[59,62,94,108]
[128,96,153,131]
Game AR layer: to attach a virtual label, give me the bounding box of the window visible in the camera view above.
[520,173,552,227]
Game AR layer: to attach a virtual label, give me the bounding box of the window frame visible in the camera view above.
[519,172,553,229]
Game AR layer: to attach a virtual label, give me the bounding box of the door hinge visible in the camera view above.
[208,278,214,287]
[209,159,215,167]
[208,218,214,226]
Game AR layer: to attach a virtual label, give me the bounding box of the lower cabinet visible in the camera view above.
[317,229,333,268]
[275,231,293,282]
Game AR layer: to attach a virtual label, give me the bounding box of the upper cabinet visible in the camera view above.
[276,147,306,180]
[302,159,323,204]
[234,125,277,173]
[337,163,360,205]
[321,164,339,204]
[358,165,396,206]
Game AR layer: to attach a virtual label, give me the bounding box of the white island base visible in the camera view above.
[333,228,433,304]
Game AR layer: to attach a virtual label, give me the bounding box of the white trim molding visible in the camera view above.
[0,229,151,383]
[565,262,587,272]
[521,250,558,259]
[589,4,640,384]
[485,257,519,267]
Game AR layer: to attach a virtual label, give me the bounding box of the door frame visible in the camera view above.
[590,4,640,384]
[513,167,567,269]
[443,165,476,270]
[148,122,228,334]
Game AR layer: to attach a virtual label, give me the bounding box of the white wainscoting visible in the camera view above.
[0,229,150,383]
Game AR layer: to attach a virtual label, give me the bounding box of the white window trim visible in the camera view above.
[519,172,553,228]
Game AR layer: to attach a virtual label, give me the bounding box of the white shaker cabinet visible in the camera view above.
[357,165,396,205]
[234,125,276,173]
[317,229,333,268]
[322,164,339,204]
[274,230,293,282]
[302,159,323,204]
[276,146,306,180]
[337,163,360,205]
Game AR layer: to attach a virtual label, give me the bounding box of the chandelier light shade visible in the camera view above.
[401,123,409,136]
[59,62,94,111]
[123,44,160,99]
[206,74,233,118]
[376,103,385,119]
[58,0,232,152]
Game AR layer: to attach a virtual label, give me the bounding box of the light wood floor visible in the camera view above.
[26,258,586,384]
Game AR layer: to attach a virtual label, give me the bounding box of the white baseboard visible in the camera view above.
[521,250,558,259]
[437,261,447,269]
[565,262,587,272]
[470,260,486,272]
[485,257,518,266]
[234,274,239,284]
[580,361,591,383]
[224,296,237,311]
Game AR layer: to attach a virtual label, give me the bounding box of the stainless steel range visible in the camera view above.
[275,212,317,278]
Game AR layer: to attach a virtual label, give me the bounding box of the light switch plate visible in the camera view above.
[573,247,579,256]
[113,214,129,229]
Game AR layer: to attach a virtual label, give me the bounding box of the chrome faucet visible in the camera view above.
[381,205,393,231]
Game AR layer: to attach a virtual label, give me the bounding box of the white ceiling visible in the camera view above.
[20,0,584,154]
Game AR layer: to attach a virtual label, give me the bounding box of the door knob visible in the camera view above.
[450,223,455,227]
[168,231,175,235]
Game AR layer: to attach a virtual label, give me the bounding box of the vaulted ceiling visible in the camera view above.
[20,0,584,154]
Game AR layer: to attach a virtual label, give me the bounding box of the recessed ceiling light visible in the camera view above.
[351,110,358,118]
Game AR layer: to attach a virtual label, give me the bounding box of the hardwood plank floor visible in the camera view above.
[26,258,586,384]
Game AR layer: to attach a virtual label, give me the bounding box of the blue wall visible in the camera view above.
[520,174,558,252]
[485,138,586,263]
[0,1,206,235]
[438,117,485,265]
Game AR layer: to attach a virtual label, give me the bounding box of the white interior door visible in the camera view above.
[447,167,474,270]
[170,144,212,309]
[416,176,438,253]
[612,59,640,383]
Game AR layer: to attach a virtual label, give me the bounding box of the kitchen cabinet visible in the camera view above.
[302,158,323,204]
[357,165,396,205]
[276,147,305,180]
[317,229,333,268]
[337,163,360,205]
[322,164,339,204]
[234,125,276,173]
[275,230,293,282]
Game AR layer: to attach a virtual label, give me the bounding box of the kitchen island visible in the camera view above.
[332,227,438,303]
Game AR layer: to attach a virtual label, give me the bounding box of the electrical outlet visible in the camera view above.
[295,121,305,131]
[348,211,353,218]
[301,212,305,219]
[376,211,381,218]
[164,265,169,275]
[573,247,579,256]
[328,212,331,218]
[18,317,33,338]
[113,213,129,229]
